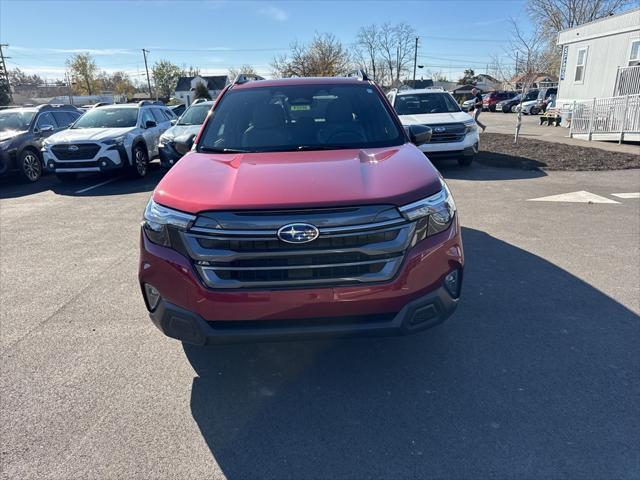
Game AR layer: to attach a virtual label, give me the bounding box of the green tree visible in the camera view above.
[66,53,99,95]
[152,60,182,99]
[193,81,211,100]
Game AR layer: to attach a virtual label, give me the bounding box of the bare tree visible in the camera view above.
[355,24,380,82]
[272,33,351,78]
[228,64,258,81]
[527,0,632,74]
[393,22,416,84]
[504,18,554,142]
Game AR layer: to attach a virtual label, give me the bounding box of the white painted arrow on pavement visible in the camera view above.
[612,193,640,199]
[527,191,620,204]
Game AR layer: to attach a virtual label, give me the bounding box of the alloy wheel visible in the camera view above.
[23,153,42,182]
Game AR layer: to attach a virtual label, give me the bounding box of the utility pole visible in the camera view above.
[0,43,13,104]
[412,37,419,83]
[142,49,152,99]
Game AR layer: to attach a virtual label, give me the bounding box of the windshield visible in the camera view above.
[178,104,210,126]
[72,108,138,129]
[394,93,461,115]
[197,84,403,153]
[0,110,36,132]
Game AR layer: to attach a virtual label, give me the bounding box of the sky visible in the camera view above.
[0,0,529,84]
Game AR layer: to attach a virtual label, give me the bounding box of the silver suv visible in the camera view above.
[42,101,176,181]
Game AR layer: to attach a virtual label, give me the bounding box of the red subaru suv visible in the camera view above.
[139,73,464,344]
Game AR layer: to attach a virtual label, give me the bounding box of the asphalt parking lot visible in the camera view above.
[1,160,639,479]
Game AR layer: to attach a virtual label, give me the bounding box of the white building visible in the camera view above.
[173,75,228,106]
[556,8,640,103]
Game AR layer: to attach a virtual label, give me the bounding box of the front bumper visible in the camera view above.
[139,217,463,344]
[43,145,129,173]
[0,149,17,176]
[148,286,458,345]
[158,143,183,168]
[419,131,479,159]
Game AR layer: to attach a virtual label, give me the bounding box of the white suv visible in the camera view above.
[42,101,176,181]
[388,88,479,166]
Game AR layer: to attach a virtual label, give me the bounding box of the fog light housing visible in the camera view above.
[144,283,161,311]
[444,269,461,299]
[49,162,54,168]
[101,161,107,167]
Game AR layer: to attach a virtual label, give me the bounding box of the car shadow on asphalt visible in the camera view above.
[0,163,165,199]
[435,158,547,181]
[182,227,639,479]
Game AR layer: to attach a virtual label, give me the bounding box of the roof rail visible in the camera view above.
[347,69,370,81]
[233,73,265,85]
[137,100,153,107]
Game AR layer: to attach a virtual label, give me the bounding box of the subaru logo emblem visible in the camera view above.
[434,127,446,133]
[68,145,79,151]
[277,223,319,244]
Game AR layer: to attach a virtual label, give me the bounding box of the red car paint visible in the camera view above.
[153,146,441,212]
[139,76,463,344]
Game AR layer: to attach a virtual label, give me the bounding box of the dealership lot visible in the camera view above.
[1,161,639,479]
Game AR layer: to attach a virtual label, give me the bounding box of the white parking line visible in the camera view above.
[75,177,120,194]
[612,193,640,199]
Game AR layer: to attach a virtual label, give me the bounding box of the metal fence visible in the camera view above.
[570,94,640,143]
[614,66,640,96]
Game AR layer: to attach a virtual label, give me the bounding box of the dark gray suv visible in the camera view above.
[0,104,82,182]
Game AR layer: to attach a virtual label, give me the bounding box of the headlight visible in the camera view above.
[463,120,477,134]
[158,134,173,148]
[398,181,456,245]
[104,136,125,146]
[142,198,196,247]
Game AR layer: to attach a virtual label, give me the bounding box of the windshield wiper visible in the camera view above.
[294,145,352,151]
[199,146,252,153]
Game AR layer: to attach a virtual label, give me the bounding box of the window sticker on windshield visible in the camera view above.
[290,105,311,111]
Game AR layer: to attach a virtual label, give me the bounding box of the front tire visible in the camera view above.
[18,150,42,183]
[131,144,149,178]
[510,105,518,113]
[530,106,540,115]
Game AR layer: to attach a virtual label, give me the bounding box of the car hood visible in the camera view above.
[47,127,135,143]
[0,130,26,142]
[162,124,201,139]
[397,111,472,125]
[154,144,443,213]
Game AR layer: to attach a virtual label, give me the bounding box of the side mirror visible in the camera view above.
[145,120,157,129]
[174,133,196,155]
[170,119,177,126]
[404,124,432,146]
[38,124,55,133]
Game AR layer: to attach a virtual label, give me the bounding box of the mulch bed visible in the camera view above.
[477,133,640,171]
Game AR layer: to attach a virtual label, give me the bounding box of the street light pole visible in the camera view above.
[142,49,152,99]
[412,37,419,82]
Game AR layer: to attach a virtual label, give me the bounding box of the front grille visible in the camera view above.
[425,123,466,143]
[180,207,415,289]
[51,143,100,160]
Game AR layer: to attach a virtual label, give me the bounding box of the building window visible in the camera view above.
[574,47,588,83]
[630,39,640,66]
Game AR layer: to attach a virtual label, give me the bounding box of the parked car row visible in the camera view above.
[0,104,83,182]
[42,101,177,182]
[0,100,188,183]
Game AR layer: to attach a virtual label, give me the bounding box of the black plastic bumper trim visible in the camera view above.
[147,284,459,345]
